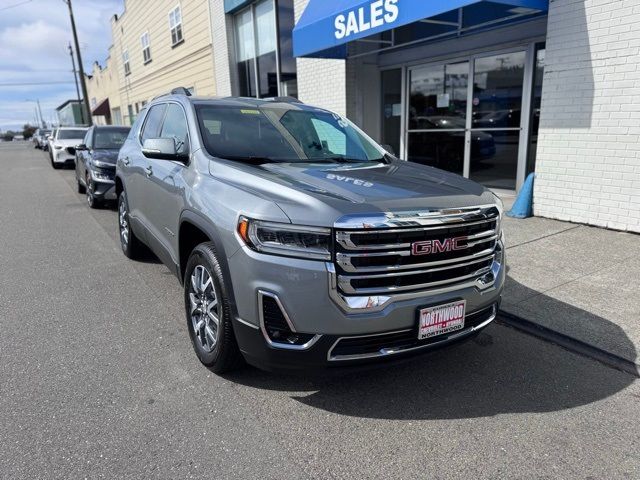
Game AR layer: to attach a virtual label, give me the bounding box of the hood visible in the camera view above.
[89,149,119,166]
[210,159,497,227]
[55,139,84,147]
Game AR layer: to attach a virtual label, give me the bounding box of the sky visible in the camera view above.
[0,0,124,131]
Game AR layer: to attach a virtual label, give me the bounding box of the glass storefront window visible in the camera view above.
[381,69,402,157]
[472,51,526,129]
[409,62,468,129]
[234,0,297,99]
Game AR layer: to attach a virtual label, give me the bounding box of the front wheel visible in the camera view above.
[184,243,244,373]
[86,173,101,209]
[118,190,144,259]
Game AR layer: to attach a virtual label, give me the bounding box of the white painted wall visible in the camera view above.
[534,0,640,232]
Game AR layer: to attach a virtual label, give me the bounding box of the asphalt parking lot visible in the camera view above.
[1,142,639,479]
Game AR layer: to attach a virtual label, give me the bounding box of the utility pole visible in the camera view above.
[64,0,92,126]
[36,99,44,128]
[68,42,82,117]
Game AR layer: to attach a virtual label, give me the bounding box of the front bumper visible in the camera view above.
[89,168,117,200]
[228,240,505,372]
[52,150,75,165]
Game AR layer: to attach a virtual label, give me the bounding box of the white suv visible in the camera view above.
[49,127,88,169]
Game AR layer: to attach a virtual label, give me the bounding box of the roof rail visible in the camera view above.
[171,87,192,96]
[265,96,303,104]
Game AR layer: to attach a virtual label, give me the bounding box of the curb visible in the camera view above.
[497,310,640,378]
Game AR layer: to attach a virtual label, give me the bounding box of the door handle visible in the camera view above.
[145,166,153,177]
[122,156,130,166]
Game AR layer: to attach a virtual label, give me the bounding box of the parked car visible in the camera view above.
[13,135,24,141]
[44,129,56,152]
[116,89,505,373]
[75,126,130,208]
[48,127,88,169]
[34,129,51,149]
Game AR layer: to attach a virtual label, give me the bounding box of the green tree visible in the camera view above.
[23,124,37,140]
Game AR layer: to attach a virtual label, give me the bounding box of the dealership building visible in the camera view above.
[89,0,640,232]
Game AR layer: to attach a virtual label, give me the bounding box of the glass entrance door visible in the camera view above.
[407,61,469,175]
[469,51,526,190]
[405,49,528,191]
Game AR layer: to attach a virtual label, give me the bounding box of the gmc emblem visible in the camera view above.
[411,237,467,256]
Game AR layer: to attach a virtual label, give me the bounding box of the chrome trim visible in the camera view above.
[337,245,497,273]
[257,290,321,351]
[338,257,494,295]
[336,228,497,252]
[327,305,497,361]
[334,204,501,229]
[326,241,503,313]
[235,316,259,330]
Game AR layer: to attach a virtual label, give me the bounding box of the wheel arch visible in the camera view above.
[178,211,238,312]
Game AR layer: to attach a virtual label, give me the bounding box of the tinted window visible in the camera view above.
[140,104,167,142]
[58,129,87,140]
[196,105,383,162]
[160,104,189,154]
[83,129,92,148]
[94,128,130,149]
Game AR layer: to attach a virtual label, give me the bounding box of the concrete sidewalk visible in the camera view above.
[499,196,640,371]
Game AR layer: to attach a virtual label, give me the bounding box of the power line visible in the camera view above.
[0,81,75,86]
[0,0,33,12]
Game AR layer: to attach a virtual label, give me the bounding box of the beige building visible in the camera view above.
[86,0,217,126]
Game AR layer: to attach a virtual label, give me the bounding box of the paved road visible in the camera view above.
[1,143,639,479]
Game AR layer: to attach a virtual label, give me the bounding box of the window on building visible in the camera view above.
[123,50,130,76]
[141,32,151,64]
[233,0,297,99]
[169,6,183,46]
[127,104,135,125]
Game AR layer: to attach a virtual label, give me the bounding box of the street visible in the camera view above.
[0,142,638,479]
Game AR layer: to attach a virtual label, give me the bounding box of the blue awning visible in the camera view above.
[293,0,548,58]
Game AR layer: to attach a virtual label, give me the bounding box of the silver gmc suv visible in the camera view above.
[115,88,505,373]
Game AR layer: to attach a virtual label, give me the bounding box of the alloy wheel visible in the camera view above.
[86,174,95,207]
[188,265,220,353]
[118,198,129,247]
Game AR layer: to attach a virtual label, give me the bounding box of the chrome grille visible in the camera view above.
[333,206,500,296]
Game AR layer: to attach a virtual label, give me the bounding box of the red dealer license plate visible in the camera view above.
[418,300,466,340]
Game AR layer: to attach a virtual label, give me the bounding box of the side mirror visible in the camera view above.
[76,144,88,151]
[142,138,185,161]
[380,144,396,156]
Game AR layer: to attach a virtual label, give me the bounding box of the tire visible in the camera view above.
[118,190,144,259]
[184,243,244,373]
[51,157,61,169]
[77,178,86,194]
[86,173,101,209]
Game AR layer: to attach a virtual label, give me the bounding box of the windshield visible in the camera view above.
[58,129,86,140]
[195,104,384,163]
[94,128,129,149]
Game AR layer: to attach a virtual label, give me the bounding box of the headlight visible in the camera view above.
[54,145,63,150]
[237,217,331,261]
[91,169,114,181]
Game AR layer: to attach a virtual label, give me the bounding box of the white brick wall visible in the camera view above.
[535,0,640,233]
[294,0,348,115]
[210,0,235,97]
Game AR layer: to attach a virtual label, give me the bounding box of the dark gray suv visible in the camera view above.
[115,89,505,373]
